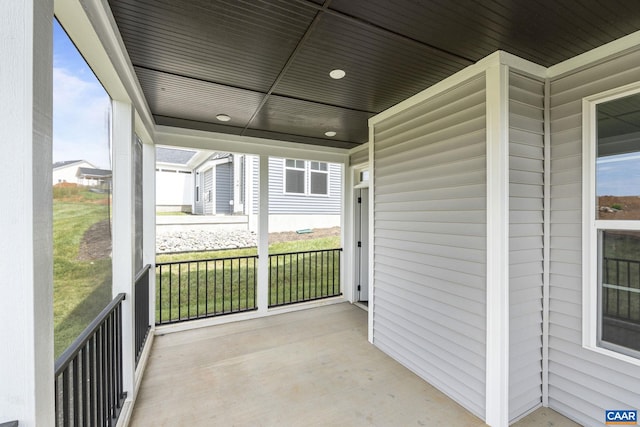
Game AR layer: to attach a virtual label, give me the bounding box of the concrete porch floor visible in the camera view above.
[130,303,580,426]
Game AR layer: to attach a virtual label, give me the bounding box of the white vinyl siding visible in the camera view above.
[372,75,487,418]
[350,146,369,166]
[548,49,640,426]
[269,157,341,214]
[508,71,544,421]
[203,168,213,215]
[216,162,232,214]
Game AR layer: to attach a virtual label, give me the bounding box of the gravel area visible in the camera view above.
[155,226,340,254]
[156,229,257,253]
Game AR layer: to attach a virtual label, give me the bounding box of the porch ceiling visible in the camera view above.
[107,0,640,149]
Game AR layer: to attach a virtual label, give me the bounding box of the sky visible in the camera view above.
[53,20,111,169]
[597,152,640,197]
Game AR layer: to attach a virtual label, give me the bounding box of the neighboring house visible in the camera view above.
[193,152,239,216]
[52,160,96,185]
[190,153,342,232]
[76,167,112,187]
[266,157,341,232]
[156,146,209,213]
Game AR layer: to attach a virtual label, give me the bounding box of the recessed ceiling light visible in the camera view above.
[329,69,346,80]
[325,131,337,137]
[216,114,231,122]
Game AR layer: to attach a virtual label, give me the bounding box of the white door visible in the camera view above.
[355,188,369,302]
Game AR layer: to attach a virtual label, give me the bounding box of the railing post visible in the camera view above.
[142,142,156,337]
[111,100,136,401]
[257,155,270,313]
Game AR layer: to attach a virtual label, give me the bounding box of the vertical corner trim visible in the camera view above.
[485,64,510,427]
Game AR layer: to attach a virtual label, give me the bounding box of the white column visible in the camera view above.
[0,1,54,425]
[257,155,270,313]
[485,63,510,427]
[111,100,136,398]
[342,160,354,303]
[142,142,157,329]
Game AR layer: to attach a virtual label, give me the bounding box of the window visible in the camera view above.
[583,86,640,361]
[309,161,328,195]
[285,159,306,194]
[284,159,329,196]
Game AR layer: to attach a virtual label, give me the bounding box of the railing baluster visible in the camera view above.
[168,265,172,323]
[214,260,218,315]
[196,262,200,317]
[62,367,70,426]
[187,261,191,319]
[205,261,209,315]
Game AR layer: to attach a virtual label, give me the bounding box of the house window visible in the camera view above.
[284,159,329,196]
[309,161,328,195]
[583,87,640,361]
[285,159,306,194]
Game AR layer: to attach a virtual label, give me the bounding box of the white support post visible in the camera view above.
[257,155,270,313]
[367,126,375,344]
[111,100,136,400]
[0,1,55,425]
[142,142,156,330]
[341,157,353,303]
[485,63,510,427]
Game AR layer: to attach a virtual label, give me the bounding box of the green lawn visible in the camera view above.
[54,191,342,350]
[53,188,112,358]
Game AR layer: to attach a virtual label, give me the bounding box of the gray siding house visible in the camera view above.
[194,154,342,231]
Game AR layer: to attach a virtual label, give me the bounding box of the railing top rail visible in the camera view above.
[54,293,126,375]
[603,256,640,264]
[269,247,343,257]
[156,254,259,267]
[135,263,152,282]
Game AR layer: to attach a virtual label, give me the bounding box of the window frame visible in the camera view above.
[309,161,329,196]
[283,159,330,197]
[582,81,640,366]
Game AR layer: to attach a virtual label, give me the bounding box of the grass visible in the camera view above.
[155,236,341,323]
[53,186,112,358]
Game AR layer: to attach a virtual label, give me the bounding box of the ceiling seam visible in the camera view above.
[133,64,378,115]
[291,0,476,65]
[240,0,334,136]
[322,9,474,66]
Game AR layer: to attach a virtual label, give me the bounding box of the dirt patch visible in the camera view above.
[268,226,340,244]
[598,196,640,220]
[77,219,112,261]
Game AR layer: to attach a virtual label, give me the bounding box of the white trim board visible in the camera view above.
[156,125,349,164]
[369,51,545,126]
[484,63,511,427]
[548,29,640,79]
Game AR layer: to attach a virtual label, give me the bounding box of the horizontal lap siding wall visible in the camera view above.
[549,50,640,425]
[372,75,487,418]
[508,72,544,421]
[203,168,213,215]
[216,162,232,214]
[350,146,369,166]
[268,157,341,214]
